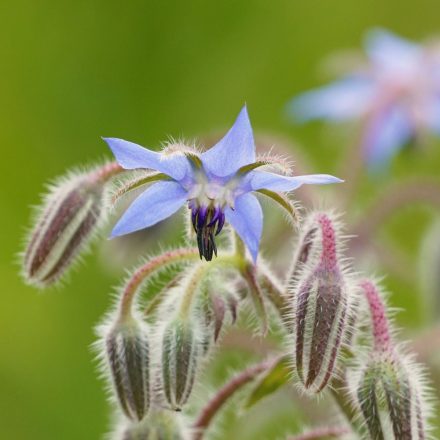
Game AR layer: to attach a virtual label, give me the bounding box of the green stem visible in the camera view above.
[287,426,349,440]
[242,264,268,335]
[192,358,277,440]
[144,273,182,317]
[118,248,199,321]
[179,263,209,317]
[178,254,247,317]
[330,377,361,435]
[232,230,246,259]
[259,269,291,330]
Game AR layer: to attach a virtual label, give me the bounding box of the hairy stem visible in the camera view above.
[330,377,361,434]
[179,263,209,317]
[259,268,291,330]
[243,264,269,335]
[118,248,199,320]
[143,273,182,317]
[287,426,349,440]
[192,358,277,440]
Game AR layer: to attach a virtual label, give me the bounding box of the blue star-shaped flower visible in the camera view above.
[289,29,440,169]
[104,106,342,262]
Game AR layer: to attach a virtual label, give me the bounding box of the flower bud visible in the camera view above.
[22,169,107,287]
[355,351,429,440]
[291,212,351,393]
[352,279,432,440]
[116,408,188,440]
[161,318,200,410]
[105,318,151,421]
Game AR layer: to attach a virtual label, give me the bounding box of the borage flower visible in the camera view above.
[290,29,440,169]
[104,107,342,262]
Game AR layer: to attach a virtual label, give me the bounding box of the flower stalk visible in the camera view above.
[118,248,199,320]
[287,426,350,440]
[192,358,277,440]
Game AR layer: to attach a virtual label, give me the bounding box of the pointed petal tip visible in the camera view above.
[237,104,251,123]
[201,104,256,177]
[316,174,345,184]
[101,136,116,144]
[109,228,122,239]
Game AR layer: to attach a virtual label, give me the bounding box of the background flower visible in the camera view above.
[289,29,440,169]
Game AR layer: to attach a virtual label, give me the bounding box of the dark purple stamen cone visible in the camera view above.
[190,204,225,261]
[292,213,349,393]
[23,171,106,287]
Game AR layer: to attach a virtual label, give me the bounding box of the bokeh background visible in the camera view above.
[2,1,440,438]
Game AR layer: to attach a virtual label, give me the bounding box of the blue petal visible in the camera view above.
[362,105,413,169]
[111,181,188,237]
[288,77,374,122]
[225,193,262,262]
[103,137,190,181]
[365,28,420,73]
[249,171,343,192]
[201,106,256,177]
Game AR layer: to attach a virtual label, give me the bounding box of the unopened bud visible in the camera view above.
[359,280,391,352]
[352,279,432,440]
[161,318,200,410]
[292,212,351,393]
[355,351,429,440]
[104,318,150,421]
[116,408,188,440]
[22,168,109,287]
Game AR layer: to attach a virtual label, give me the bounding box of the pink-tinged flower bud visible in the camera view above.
[351,280,433,440]
[116,408,188,440]
[291,212,351,393]
[161,318,200,410]
[354,351,430,440]
[22,166,117,287]
[104,318,151,421]
[359,280,391,352]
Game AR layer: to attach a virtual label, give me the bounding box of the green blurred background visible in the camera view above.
[2,1,440,438]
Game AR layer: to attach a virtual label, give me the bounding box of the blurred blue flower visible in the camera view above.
[289,29,440,169]
[104,106,342,261]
